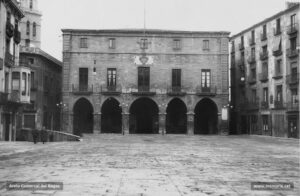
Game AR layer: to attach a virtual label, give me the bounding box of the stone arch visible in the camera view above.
[129,97,159,134]
[101,97,122,133]
[166,98,187,134]
[73,97,94,136]
[194,98,218,134]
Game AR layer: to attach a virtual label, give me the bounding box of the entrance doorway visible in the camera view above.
[166,98,187,134]
[129,98,158,134]
[194,98,218,134]
[101,98,122,133]
[73,98,94,136]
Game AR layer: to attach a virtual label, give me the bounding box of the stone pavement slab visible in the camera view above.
[0,134,299,196]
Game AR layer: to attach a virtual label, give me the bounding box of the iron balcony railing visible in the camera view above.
[287,23,298,35]
[71,84,93,95]
[286,73,299,85]
[131,85,156,96]
[167,86,186,96]
[101,85,122,95]
[196,85,217,96]
[247,55,256,64]
[286,48,299,58]
[6,21,14,38]
[286,102,299,111]
[260,33,267,41]
[274,100,285,109]
[261,101,269,109]
[259,72,268,82]
[0,92,8,105]
[259,51,269,60]
[272,48,282,56]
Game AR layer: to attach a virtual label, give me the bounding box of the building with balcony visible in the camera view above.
[230,3,299,138]
[62,29,229,136]
[0,0,31,141]
[16,0,62,137]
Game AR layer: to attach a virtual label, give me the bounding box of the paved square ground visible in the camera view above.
[0,135,299,196]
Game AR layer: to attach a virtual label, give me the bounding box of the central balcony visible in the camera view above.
[249,38,255,46]
[101,85,121,95]
[167,86,186,96]
[259,51,268,60]
[131,86,156,96]
[286,48,299,58]
[5,51,14,68]
[286,73,299,85]
[272,48,282,57]
[71,84,93,95]
[196,86,217,96]
[261,101,269,109]
[273,100,285,110]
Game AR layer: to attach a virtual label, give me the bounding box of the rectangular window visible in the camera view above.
[276,85,282,102]
[79,68,88,91]
[5,72,9,93]
[24,114,35,129]
[291,14,296,26]
[263,24,267,37]
[140,39,148,49]
[262,62,268,74]
[138,67,150,91]
[290,37,297,50]
[276,18,281,33]
[251,68,256,79]
[173,39,181,50]
[251,47,255,58]
[172,69,181,87]
[263,87,268,103]
[276,59,282,75]
[109,38,115,49]
[107,68,116,90]
[262,45,268,54]
[251,30,255,43]
[291,89,298,104]
[241,36,244,46]
[203,40,209,50]
[251,89,257,103]
[12,72,20,90]
[201,69,211,92]
[80,38,88,48]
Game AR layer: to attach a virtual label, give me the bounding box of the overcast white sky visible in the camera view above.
[39,0,288,60]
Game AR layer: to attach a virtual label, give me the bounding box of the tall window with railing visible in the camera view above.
[172,69,181,91]
[79,68,88,91]
[107,68,116,90]
[201,69,211,92]
[138,67,150,91]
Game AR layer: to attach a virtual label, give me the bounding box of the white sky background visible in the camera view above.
[39,0,288,60]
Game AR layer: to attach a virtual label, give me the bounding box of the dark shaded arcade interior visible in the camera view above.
[73,98,94,136]
[129,98,159,134]
[166,98,187,134]
[101,98,122,133]
[194,98,218,134]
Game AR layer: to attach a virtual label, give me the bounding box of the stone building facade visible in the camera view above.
[230,3,299,138]
[0,0,31,141]
[62,29,229,135]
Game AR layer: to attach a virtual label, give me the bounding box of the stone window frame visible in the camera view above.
[79,38,88,48]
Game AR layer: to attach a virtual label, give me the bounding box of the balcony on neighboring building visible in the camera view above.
[286,48,299,58]
[6,21,14,38]
[273,71,283,80]
[247,55,256,64]
[5,51,14,68]
[272,47,282,57]
[239,43,244,50]
[260,33,267,41]
[247,75,257,85]
[249,38,255,46]
[286,101,299,112]
[0,92,8,105]
[259,72,268,82]
[273,27,281,36]
[286,73,299,85]
[196,86,217,96]
[287,23,298,36]
[261,101,269,109]
[131,85,156,96]
[71,84,93,95]
[101,85,122,95]
[14,29,21,44]
[273,100,285,109]
[259,50,268,60]
[245,99,260,110]
[167,86,186,96]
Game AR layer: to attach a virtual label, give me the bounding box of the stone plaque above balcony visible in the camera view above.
[133,55,154,65]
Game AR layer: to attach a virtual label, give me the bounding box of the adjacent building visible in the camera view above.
[0,0,31,141]
[62,29,229,136]
[230,3,299,138]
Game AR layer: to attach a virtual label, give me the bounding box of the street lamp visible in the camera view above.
[56,102,66,132]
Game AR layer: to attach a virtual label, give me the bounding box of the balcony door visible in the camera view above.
[79,68,88,91]
[107,68,116,91]
[172,69,181,91]
[201,69,211,92]
[138,67,150,91]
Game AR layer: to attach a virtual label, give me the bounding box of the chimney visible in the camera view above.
[286,1,300,9]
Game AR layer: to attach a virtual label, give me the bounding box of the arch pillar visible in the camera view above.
[93,112,101,134]
[187,111,194,135]
[122,112,129,135]
[158,113,166,135]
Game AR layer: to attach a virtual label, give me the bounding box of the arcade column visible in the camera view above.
[187,112,194,135]
[122,112,129,135]
[93,113,101,134]
[158,113,166,135]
